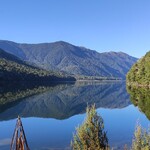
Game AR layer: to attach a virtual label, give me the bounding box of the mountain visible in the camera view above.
[0,82,130,120]
[126,51,150,86]
[0,40,137,79]
[0,48,75,82]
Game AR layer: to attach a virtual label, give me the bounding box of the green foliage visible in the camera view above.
[127,86,150,120]
[0,49,75,81]
[126,51,150,86]
[72,105,109,150]
[0,57,69,78]
[131,124,150,150]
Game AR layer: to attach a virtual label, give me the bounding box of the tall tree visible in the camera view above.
[72,105,109,150]
[131,124,150,150]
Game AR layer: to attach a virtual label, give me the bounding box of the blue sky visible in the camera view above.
[0,0,150,58]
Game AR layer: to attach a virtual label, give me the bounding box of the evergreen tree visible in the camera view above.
[72,105,109,150]
[131,124,150,150]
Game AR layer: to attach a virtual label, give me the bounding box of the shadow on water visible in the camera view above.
[127,86,150,120]
[0,81,131,120]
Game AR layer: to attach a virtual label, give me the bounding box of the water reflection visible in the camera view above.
[0,82,150,150]
[0,81,130,120]
[127,86,150,120]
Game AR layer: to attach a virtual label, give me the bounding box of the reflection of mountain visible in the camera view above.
[0,82,130,120]
[127,86,150,120]
[0,82,73,113]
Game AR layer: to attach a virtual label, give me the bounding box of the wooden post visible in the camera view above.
[10,116,30,150]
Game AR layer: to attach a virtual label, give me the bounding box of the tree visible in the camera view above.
[72,105,109,150]
[131,124,150,150]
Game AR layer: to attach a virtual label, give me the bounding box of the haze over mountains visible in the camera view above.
[0,40,137,79]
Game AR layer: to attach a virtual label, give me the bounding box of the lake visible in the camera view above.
[0,81,149,150]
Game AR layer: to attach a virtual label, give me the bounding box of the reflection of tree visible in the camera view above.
[127,86,150,120]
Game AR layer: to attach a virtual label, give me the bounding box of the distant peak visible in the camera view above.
[102,51,128,55]
[0,40,17,44]
[53,41,73,45]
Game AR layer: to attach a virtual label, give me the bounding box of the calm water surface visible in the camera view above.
[0,81,149,150]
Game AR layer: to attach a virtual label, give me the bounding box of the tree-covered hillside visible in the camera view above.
[126,51,150,86]
[0,48,75,82]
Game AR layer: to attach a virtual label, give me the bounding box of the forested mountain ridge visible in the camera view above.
[0,40,137,79]
[0,48,75,81]
[126,51,150,86]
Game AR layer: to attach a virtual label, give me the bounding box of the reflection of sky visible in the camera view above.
[97,105,150,149]
[0,138,11,146]
[0,105,149,150]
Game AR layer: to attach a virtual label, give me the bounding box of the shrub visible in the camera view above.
[72,105,109,150]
